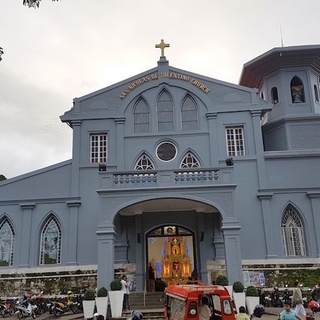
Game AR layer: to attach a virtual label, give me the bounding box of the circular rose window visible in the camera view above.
[156,142,177,161]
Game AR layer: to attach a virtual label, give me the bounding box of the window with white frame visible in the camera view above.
[135,154,155,170]
[226,127,245,156]
[0,218,14,266]
[281,206,306,256]
[39,216,61,265]
[180,152,200,168]
[90,134,107,163]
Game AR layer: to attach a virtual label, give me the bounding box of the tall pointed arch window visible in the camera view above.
[290,76,305,103]
[281,206,306,256]
[135,154,155,170]
[271,87,279,104]
[134,98,150,133]
[180,152,200,168]
[182,96,198,130]
[157,90,173,132]
[0,219,14,266]
[40,216,61,265]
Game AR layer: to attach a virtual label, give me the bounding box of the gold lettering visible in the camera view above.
[128,83,137,90]
[120,74,210,99]
[160,72,169,78]
[191,79,210,93]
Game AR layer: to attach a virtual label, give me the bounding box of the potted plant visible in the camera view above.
[95,287,108,319]
[216,275,229,286]
[82,289,96,319]
[110,279,122,291]
[216,275,232,296]
[245,285,259,316]
[232,281,245,312]
[108,279,124,318]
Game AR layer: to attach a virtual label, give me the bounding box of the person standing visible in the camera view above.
[148,263,155,292]
[121,275,130,311]
[311,283,320,304]
[280,301,303,320]
[199,296,211,320]
[292,281,306,320]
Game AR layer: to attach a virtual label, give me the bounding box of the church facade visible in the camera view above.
[0,43,320,293]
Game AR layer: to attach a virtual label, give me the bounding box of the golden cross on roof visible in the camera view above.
[155,39,170,57]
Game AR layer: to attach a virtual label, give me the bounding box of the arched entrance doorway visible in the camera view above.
[146,224,195,291]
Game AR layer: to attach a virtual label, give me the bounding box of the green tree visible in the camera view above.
[23,0,59,8]
[0,175,6,181]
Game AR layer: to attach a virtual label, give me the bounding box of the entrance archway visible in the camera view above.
[146,225,195,291]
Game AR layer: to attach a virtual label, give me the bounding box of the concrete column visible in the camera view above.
[221,221,242,283]
[115,118,126,171]
[66,200,81,265]
[251,110,268,189]
[70,119,82,197]
[19,203,36,267]
[206,113,218,166]
[257,193,277,258]
[96,224,116,290]
[134,214,144,291]
[308,192,320,257]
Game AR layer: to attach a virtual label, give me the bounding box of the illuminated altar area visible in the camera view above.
[147,230,194,285]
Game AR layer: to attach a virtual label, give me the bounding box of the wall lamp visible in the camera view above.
[225,158,234,166]
[98,163,107,172]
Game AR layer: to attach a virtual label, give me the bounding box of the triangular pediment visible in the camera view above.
[61,59,271,122]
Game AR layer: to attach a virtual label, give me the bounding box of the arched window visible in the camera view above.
[271,87,279,104]
[290,76,305,103]
[281,206,306,256]
[181,96,198,130]
[157,90,173,132]
[0,218,14,266]
[314,84,319,102]
[180,152,200,168]
[135,154,155,170]
[40,216,61,265]
[134,98,149,133]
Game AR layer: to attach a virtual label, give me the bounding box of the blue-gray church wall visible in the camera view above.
[0,46,320,295]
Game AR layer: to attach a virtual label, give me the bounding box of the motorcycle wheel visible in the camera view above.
[71,305,79,314]
[17,311,25,320]
[1,309,6,318]
[31,312,36,319]
[53,309,63,317]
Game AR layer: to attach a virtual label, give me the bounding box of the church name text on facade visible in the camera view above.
[119,72,210,99]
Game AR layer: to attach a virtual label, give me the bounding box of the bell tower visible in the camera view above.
[240,45,320,151]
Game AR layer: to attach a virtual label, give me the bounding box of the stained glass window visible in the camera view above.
[0,219,14,266]
[281,206,306,256]
[40,216,61,265]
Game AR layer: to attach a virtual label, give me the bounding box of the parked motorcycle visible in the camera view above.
[0,300,15,318]
[259,290,272,307]
[308,300,320,316]
[51,297,81,317]
[15,299,37,320]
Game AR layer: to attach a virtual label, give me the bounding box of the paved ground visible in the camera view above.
[5,307,315,320]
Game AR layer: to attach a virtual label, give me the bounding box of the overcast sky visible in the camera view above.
[1,0,320,179]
